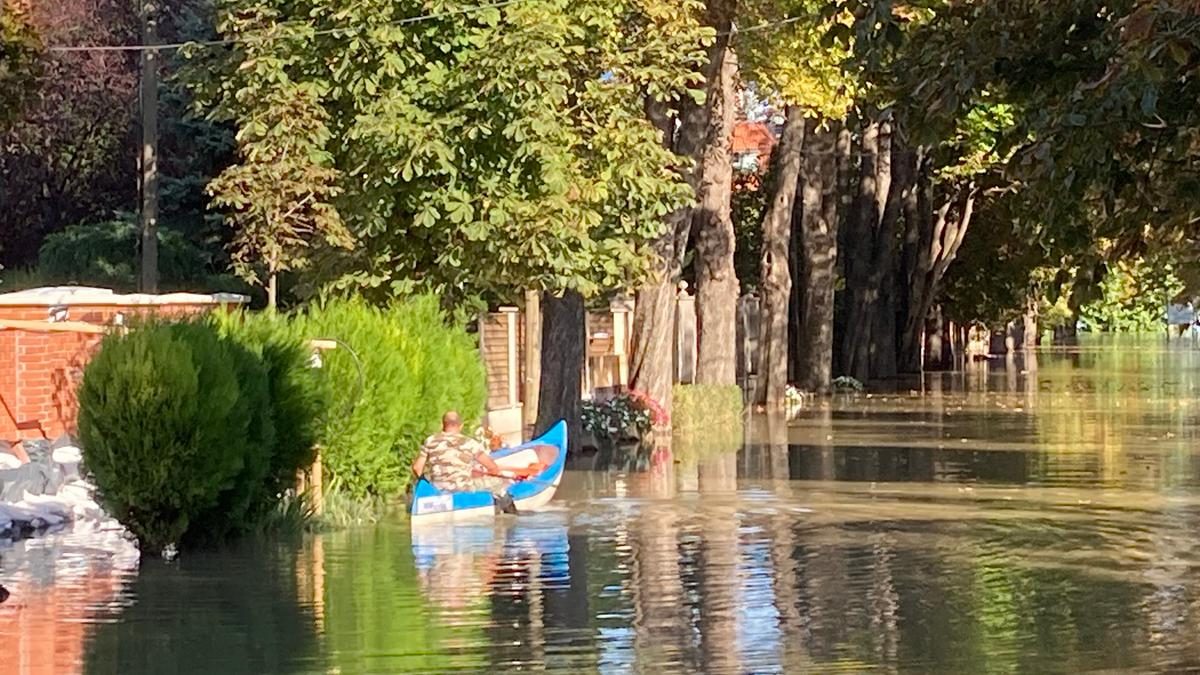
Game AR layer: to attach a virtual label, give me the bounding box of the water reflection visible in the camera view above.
[2,339,1200,672]
[82,539,322,674]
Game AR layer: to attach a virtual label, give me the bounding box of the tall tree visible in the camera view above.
[751,107,803,405]
[740,0,857,396]
[195,0,705,302]
[691,35,734,384]
[795,120,839,392]
[739,0,856,402]
[692,21,739,386]
[628,0,722,412]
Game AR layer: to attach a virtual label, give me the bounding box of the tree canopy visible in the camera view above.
[190,0,710,309]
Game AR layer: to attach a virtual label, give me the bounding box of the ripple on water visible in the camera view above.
[4,340,1200,672]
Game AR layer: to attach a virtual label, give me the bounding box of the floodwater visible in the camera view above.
[5,338,1200,673]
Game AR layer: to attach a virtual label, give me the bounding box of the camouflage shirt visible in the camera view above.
[418,431,486,491]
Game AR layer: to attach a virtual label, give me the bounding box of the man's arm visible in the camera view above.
[474,450,501,475]
[412,449,427,479]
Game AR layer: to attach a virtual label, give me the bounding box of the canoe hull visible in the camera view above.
[409,420,567,524]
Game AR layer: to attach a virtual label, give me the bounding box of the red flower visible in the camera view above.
[627,389,670,426]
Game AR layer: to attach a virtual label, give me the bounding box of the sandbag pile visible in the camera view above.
[0,437,111,541]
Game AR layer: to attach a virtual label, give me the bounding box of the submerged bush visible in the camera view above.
[211,312,323,509]
[672,384,744,433]
[79,320,319,553]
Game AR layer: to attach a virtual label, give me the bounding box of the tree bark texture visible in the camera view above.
[794,121,838,393]
[923,305,951,371]
[839,114,900,383]
[899,165,978,374]
[629,0,735,409]
[535,290,585,453]
[753,107,806,407]
[693,38,739,386]
[522,290,542,431]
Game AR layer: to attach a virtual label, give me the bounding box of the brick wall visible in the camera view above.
[0,302,218,441]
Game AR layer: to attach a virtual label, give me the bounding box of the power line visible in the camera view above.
[44,3,809,54]
[46,0,534,53]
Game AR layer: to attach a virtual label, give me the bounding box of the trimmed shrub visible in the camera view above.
[672,384,745,465]
[78,321,265,552]
[672,384,744,435]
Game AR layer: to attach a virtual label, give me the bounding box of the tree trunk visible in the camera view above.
[871,257,898,379]
[753,107,805,407]
[924,305,950,371]
[839,114,900,383]
[900,170,978,374]
[630,280,676,410]
[693,41,739,386]
[897,148,925,372]
[522,290,542,432]
[267,270,277,311]
[629,0,733,411]
[139,0,159,294]
[535,290,585,453]
[795,121,838,393]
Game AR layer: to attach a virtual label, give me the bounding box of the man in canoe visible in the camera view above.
[412,411,552,513]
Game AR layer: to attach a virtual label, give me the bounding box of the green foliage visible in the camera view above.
[739,0,857,117]
[188,0,709,308]
[731,173,767,291]
[36,216,232,292]
[1079,256,1184,333]
[0,8,40,128]
[582,393,657,443]
[220,295,487,499]
[671,384,743,435]
[78,321,287,552]
[671,384,744,465]
[211,311,324,511]
[205,30,351,306]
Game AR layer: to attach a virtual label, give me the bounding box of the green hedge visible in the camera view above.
[670,384,745,463]
[672,384,744,433]
[78,320,313,552]
[217,295,487,500]
[80,295,486,552]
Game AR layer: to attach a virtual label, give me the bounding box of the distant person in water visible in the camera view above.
[412,411,515,498]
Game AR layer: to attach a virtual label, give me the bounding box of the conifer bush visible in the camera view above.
[78,322,265,553]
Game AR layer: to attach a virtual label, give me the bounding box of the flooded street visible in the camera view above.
[6,339,1200,673]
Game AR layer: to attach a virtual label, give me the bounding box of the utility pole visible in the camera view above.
[139,0,159,293]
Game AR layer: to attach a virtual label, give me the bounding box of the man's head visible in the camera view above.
[442,410,463,432]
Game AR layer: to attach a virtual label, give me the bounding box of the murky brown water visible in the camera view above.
[5,338,1200,673]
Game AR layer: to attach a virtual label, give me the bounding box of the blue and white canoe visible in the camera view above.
[409,420,567,524]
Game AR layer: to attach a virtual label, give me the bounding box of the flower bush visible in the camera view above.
[581,390,667,443]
